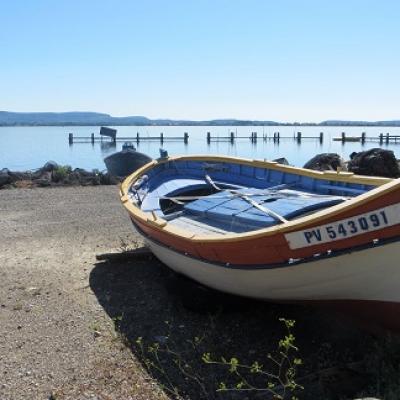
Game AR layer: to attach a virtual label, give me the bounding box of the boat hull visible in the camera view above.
[143,232,400,330]
[120,155,400,329]
[104,150,152,177]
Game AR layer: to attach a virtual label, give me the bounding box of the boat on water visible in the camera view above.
[104,142,152,177]
[120,153,400,330]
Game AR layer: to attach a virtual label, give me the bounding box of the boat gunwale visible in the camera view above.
[120,154,398,243]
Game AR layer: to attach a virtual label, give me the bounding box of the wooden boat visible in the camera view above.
[104,142,152,177]
[120,154,400,330]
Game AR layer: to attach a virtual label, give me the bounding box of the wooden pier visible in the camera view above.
[333,132,400,144]
[68,130,400,146]
[207,131,324,143]
[68,132,189,145]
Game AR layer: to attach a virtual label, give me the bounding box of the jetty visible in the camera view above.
[68,131,189,144]
[206,131,324,143]
[67,129,400,146]
[333,132,400,144]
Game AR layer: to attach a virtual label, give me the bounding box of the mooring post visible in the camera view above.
[296,132,302,142]
[230,131,234,143]
[319,132,324,143]
[277,132,280,141]
[91,133,95,144]
[68,133,73,144]
[253,132,257,142]
[160,132,164,143]
[341,132,346,142]
[207,132,211,143]
[136,132,140,143]
[184,132,189,144]
[379,133,383,144]
[361,132,366,144]
[386,133,390,144]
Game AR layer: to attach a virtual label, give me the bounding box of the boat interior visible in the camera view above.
[128,159,378,235]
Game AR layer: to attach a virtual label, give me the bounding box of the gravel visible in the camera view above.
[0,186,390,400]
[0,186,165,400]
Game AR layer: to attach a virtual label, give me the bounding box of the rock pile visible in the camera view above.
[304,148,400,178]
[347,148,400,178]
[0,161,119,189]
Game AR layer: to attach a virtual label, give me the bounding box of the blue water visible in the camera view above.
[1,125,400,171]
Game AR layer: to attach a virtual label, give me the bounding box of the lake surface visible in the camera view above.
[1,125,400,171]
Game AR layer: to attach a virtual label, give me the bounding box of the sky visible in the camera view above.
[1,0,400,121]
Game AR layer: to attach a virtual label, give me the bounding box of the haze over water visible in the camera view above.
[1,126,400,171]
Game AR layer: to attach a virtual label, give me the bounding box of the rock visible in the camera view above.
[273,157,289,165]
[347,148,400,178]
[303,153,347,171]
[93,330,102,338]
[73,168,91,177]
[99,172,119,185]
[61,172,80,186]
[35,178,52,187]
[8,171,31,182]
[32,170,52,184]
[42,161,59,172]
[0,169,11,187]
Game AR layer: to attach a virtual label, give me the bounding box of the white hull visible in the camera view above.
[144,237,400,304]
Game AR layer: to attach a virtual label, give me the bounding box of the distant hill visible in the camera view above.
[0,111,400,127]
[320,120,400,126]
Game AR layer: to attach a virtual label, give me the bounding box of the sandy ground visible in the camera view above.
[0,186,165,400]
[0,186,390,400]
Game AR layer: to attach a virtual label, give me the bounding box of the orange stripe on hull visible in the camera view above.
[131,188,400,265]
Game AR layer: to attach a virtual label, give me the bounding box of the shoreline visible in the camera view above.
[2,147,400,191]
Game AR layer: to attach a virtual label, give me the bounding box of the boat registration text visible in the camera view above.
[285,204,400,249]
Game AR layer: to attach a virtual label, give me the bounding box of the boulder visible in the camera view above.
[99,172,119,185]
[73,168,91,177]
[303,153,346,171]
[8,171,31,182]
[41,161,59,172]
[347,148,400,178]
[0,169,11,188]
[272,157,289,165]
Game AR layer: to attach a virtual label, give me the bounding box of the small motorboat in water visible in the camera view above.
[120,154,400,330]
[104,142,152,177]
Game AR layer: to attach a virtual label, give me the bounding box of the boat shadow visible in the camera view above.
[89,257,374,400]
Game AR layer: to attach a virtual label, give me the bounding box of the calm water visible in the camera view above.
[1,125,400,171]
